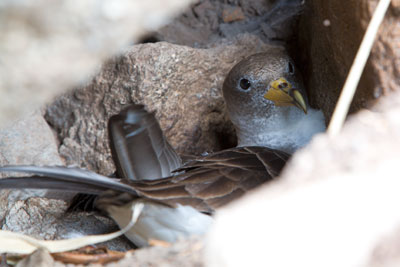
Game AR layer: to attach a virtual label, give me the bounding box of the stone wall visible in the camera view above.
[297,0,400,119]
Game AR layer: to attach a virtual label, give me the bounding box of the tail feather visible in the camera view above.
[0,176,106,194]
[0,165,137,195]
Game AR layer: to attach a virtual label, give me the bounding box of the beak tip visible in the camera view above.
[292,89,308,115]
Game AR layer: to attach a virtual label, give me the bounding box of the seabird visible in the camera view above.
[0,48,325,247]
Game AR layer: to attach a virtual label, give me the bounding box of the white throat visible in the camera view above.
[236,107,325,154]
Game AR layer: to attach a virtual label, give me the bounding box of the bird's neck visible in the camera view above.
[234,108,325,154]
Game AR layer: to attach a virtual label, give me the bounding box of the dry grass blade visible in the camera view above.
[0,203,143,254]
[327,0,391,136]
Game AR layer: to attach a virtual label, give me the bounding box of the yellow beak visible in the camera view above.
[263,77,308,114]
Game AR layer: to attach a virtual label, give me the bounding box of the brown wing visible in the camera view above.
[0,147,288,214]
[124,146,289,214]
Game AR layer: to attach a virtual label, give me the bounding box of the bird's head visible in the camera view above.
[223,49,308,121]
[222,49,324,151]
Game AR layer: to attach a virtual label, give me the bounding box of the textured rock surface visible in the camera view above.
[297,0,400,119]
[0,112,65,221]
[156,0,303,47]
[107,237,205,267]
[55,212,132,251]
[0,0,193,127]
[16,248,54,267]
[2,198,67,240]
[0,111,62,167]
[45,35,275,175]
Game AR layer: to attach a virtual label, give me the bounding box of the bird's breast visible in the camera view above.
[236,108,325,153]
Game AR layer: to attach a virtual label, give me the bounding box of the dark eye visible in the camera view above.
[288,62,295,74]
[278,82,289,89]
[239,79,251,90]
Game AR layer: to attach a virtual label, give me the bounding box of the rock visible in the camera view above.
[0,0,193,128]
[0,111,62,167]
[296,0,400,119]
[107,237,205,267]
[193,0,219,31]
[156,0,217,47]
[155,21,214,48]
[0,112,66,243]
[2,198,67,240]
[45,35,274,175]
[369,226,400,267]
[221,6,245,23]
[56,212,133,251]
[156,0,297,47]
[238,0,275,16]
[16,248,54,267]
[0,111,68,218]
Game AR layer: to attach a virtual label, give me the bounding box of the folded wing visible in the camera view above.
[0,147,288,214]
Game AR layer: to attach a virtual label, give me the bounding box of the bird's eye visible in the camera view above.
[288,62,295,74]
[278,82,289,89]
[239,79,251,90]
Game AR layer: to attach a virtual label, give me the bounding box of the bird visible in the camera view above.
[0,48,325,247]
